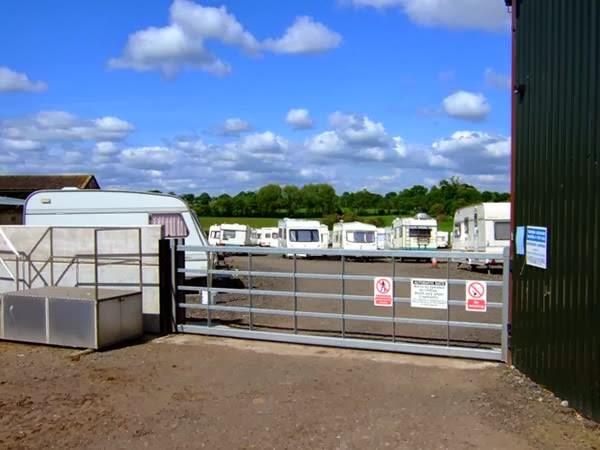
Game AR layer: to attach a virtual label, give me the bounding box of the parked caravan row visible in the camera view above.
[390,213,438,251]
[256,227,279,247]
[207,224,281,248]
[24,189,510,269]
[207,223,253,247]
[277,218,329,256]
[332,221,378,252]
[452,202,511,269]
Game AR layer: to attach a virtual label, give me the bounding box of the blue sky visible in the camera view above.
[0,0,512,194]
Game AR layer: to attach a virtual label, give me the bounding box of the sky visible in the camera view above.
[0,0,512,195]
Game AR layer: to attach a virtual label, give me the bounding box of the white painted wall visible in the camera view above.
[0,225,163,332]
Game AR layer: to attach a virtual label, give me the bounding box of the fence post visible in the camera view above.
[501,246,510,362]
[166,239,186,332]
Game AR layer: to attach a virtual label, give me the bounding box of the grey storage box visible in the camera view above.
[0,287,143,349]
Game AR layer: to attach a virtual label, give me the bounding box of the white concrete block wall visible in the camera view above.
[0,226,164,332]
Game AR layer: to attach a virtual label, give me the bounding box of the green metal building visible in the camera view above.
[512,0,600,420]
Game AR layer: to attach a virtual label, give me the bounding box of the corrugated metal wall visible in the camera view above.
[513,0,600,420]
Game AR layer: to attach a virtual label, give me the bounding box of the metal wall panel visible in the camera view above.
[513,0,600,421]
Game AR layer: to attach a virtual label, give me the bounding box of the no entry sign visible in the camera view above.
[374,277,393,307]
[466,280,487,312]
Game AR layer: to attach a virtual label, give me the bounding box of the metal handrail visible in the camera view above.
[178,244,504,260]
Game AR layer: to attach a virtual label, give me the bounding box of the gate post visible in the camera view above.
[501,246,510,363]
[159,239,185,333]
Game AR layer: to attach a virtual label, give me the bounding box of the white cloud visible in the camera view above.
[170,0,259,52]
[95,116,135,134]
[442,91,490,121]
[108,24,230,77]
[0,138,43,151]
[265,16,342,54]
[120,146,176,170]
[393,136,407,157]
[305,130,345,155]
[110,2,341,77]
[221,117,252,135]
[484,68,511,90]
[0,67,47,93]
[238,131,288,154]
[357,147,386,161]
[174,137,207,153]
[348,0,510,32]
[427,152,455,168]
[285,108,313,129]
[427,131,509,174]
[0,111,134,143]
[93,141,121,163]
[329,111,389,147]
[306,111,407,162]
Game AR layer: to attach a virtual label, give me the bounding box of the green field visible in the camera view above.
[200,215,453,231]
[200,217,279,229]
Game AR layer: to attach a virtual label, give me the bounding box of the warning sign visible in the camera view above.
[373,277,393,307]
[465,280,487,312]
[410,278,448,309]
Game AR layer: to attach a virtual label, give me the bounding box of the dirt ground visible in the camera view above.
[1,335,599,450]
[185,255,505,347]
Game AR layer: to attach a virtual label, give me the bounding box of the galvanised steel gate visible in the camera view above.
[172,244,509,361]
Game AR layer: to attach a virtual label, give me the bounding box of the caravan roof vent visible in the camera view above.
[415,212,432,220]
[61,187,79,190]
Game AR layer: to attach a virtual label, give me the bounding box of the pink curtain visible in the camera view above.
[150,214,189,238]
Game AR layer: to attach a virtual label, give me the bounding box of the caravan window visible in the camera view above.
[346,231,375,243]
[409,228,431,238]
[494,221,510,241]
[150,214,189,238]
[289,229,319,242]
[222,230,236,240]
[210,230,220,239]
[454,224,461,238]
[272,232,279,239]
[463,218,469,235]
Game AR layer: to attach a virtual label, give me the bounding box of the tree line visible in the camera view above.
[165,177,509,222]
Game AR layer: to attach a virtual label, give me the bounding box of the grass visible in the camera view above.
[200,217,279,229]
[437,217,453,232]
[361,215,396,227]
[201,215,454,231]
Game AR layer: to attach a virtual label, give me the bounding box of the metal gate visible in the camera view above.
[172,244,509,361]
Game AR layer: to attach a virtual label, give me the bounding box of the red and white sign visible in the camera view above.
[374,277,393,307]
[466,280,487,312]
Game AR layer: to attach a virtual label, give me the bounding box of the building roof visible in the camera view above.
[0,174,99,199]
[0,196,25,206]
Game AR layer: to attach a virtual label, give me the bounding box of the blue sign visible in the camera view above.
[525,226,548,269]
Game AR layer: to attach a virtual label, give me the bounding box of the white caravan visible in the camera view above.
[332,221,378,252]
[278,218,323,256]
[384,226,394,249]
[219,223,252,246]
[391,213,438,251]
[249,228,259,246]
[452,202,510,268]
[257,227,280,247]
[436,231,450,249]
[208,224,221,246]
[376,227,386,250]
[24,189,210,275]
[319,224,330,249]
